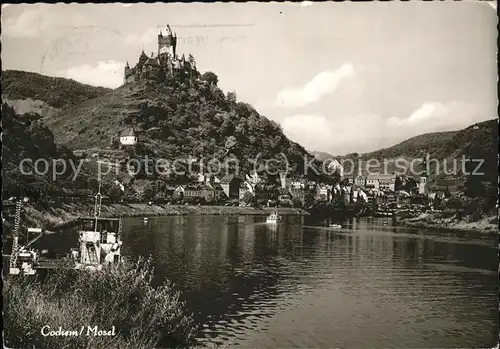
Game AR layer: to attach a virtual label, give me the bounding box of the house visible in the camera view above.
[239,181,254,202]
[245,171,262,187]
[173,185,185,199]
[352,188,368,203]
[220,174,244,200]
[327,159,343,177]
[120,128,137,146]
[196,173,206,183]
[355,176,366,187]
[316,185,330,202]
[183,184,205,200]
[365,177,380,190]
[378,175,396,192]
[255,185,278,203]
[418,176,427,195]
[278,188,293,206]
[206,182,225,202]
[289,179,306,190]
[365,175,396,191]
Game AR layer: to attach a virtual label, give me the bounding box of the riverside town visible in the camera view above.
[2,3,498,349]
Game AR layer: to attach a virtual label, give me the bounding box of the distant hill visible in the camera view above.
[361,130,459,160]
[1,70,110,117]
[311,130,458,162]
[1,103,76,199]
[41,74,329,181]
[311,119,497,207]
[2,69,342,203]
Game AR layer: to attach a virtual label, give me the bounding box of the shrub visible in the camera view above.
[292,198,303,208]
[3,257,196,349]
[241,191,254,206]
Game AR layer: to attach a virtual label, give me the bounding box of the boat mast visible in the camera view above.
[9,200,23,270]
[94,181,102,232]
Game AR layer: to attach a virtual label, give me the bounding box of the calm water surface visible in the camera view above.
[122,215,498,348]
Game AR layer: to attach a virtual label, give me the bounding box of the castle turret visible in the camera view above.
[158,24,176,57]
[124,24,190,85]
[124,61,131,84]
[138,50,148,67]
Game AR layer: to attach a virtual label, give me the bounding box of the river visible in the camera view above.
[122,215,498,348]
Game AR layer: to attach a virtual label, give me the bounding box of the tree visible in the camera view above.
[188,54,196,68]
[226,91,237,103]
[104,183,123,202]
[446,196,463,214]
[143,182,157,202]
[241,191,254,205]
[292,198,303,208]
[304,192,315,208]
[201,72,218,86]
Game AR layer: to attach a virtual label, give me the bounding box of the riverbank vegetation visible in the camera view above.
[2,201,309,235]
[3,257,196,349]
[399,211,497,235]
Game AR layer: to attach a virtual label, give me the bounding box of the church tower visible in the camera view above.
[158,25,177,58]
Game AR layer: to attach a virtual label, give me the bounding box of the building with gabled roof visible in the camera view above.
[120,128,137,146]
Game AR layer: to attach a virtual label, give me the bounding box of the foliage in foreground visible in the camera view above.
[3,257,196,349]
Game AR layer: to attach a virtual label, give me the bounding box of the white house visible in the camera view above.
[327,159,343,177]
[418,176,427,194]
[245,171,262,186]
[120,128,137,146]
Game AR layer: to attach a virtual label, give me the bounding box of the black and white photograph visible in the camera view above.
[1,2,498,348]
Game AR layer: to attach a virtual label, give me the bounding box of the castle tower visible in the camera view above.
[123,61,130,84]
[158,25,176,58]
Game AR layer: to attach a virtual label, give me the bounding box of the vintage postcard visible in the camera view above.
[1,2,498,348]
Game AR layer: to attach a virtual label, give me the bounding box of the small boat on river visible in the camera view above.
[329,224,342,229]
[266,211,282,224]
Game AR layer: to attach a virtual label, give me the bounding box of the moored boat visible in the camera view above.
[72,217,123,271]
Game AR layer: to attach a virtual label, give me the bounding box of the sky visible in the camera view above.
[1,2,497,155]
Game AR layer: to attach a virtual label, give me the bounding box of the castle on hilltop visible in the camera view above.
[124,25,199,84]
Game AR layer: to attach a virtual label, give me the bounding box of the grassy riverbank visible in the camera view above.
[397,212,498,235]
[3,257,196,349]
[14,202,308,231]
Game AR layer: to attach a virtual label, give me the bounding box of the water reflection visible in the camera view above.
[123,216,498,348]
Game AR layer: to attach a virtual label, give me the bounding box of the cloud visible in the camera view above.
[301,1,313,7]
[281,101,486,154]
[282,113,386,154]
[2,8,50,38]
[58,60,124,88]
[276,64,355,108]
[386,101,478,132]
